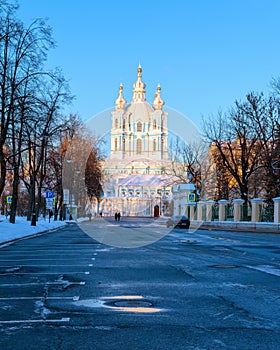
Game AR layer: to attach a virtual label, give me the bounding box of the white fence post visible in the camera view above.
[233,199,245,222]
[206,200,215,221]
[188,203,196,221]
[251,198,263,222]
[273,197,280,223]
[197,201,205,221]
[218,199,228,221]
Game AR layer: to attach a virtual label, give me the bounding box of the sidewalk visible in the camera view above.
[156,216,280,233]
[199,220,280,233]
[0,216,67,245]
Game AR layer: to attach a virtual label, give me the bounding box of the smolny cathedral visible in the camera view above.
[98,65,193,217]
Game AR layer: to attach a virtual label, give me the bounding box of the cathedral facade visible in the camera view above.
[99,66,175,217]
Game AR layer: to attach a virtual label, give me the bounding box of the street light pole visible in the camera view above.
[31,143,37,226]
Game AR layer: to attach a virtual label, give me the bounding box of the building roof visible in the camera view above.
[125,101,154,122]
[118,174,174,187]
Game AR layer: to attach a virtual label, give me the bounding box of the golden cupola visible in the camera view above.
[153,84,164,110]
[132,64,146,102]
[115,83,126,109]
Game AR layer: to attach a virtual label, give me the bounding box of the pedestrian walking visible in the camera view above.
[117,212,121,221]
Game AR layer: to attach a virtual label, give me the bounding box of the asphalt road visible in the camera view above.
[0,218,280,350]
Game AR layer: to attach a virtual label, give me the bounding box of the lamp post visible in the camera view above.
[30,143,37,226]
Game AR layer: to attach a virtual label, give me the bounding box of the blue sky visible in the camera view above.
[17,0,280,129]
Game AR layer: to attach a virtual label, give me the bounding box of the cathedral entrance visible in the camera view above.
[154,205,160,218]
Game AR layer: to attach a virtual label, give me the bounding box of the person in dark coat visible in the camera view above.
[115,212,118,221]
[117,212,121,221]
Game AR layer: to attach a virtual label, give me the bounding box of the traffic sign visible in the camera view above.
[63,189,69,204]
[46,198,54,209]
[45,191,53,199]
[6,196,12,204]
[188,193,196,202]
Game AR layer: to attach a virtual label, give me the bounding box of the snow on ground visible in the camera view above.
[0,215,67,244]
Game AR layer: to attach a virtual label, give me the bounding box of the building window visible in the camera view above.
[153,139,156,151]
[137,122,142,132]
[136,138,142,154]
[123,119,126,130]
[123,137,125,152]
[153,119,157,129]
[115,118,119,129]
[114,138,117,150]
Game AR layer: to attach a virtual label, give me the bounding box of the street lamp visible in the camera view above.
[30,143,37,226]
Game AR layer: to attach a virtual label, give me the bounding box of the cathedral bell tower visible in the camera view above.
[110,65,168,161]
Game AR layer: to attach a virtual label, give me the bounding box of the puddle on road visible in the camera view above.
[74,295,163,313]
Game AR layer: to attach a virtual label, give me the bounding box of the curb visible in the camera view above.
[196,221,280,233]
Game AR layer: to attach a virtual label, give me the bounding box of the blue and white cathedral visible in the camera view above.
[100,65,174,217]
[110,64,168,162]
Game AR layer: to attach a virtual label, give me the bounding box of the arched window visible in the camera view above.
[137,122,142,132]
[136,138,142,154]
[115,118,119,129]
[114,138,118,150]
[153,139,156,151]
[153,119,157,129]
[123,137,125,152]
[123,119,126,130]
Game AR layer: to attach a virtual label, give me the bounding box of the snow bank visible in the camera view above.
[0,215,66,244]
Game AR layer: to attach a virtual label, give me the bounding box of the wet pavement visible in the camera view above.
[0,219,280,349]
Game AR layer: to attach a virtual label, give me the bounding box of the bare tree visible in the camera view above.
[203,92,279,204]
[62,121,104,218]
[85,147,103,215]
[168,137,216,200]
[0,4,74,223]
[237,93,280,202]
[0,5,54,198]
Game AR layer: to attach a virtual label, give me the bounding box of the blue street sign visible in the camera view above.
[188,193,196,202]
[45,191,53,199]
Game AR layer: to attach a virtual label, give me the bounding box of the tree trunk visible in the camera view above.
[0,155,7,198]
[9,168,20,224]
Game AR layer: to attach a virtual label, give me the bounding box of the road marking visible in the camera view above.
[0,258,95,262]
[0,253,95,256]
[0,318,70,324]
[0,272,90,275]
[0,251,96,254]
[0,264,94,267]
[2,246,97,254]
[0,281,86,287]
[0,296,79,301]
[247,265,280,277]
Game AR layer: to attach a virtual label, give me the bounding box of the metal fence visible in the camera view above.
[186,201,275,222]
[261,202,274,222]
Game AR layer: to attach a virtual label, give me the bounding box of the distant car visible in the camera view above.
[166,215,190,229]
